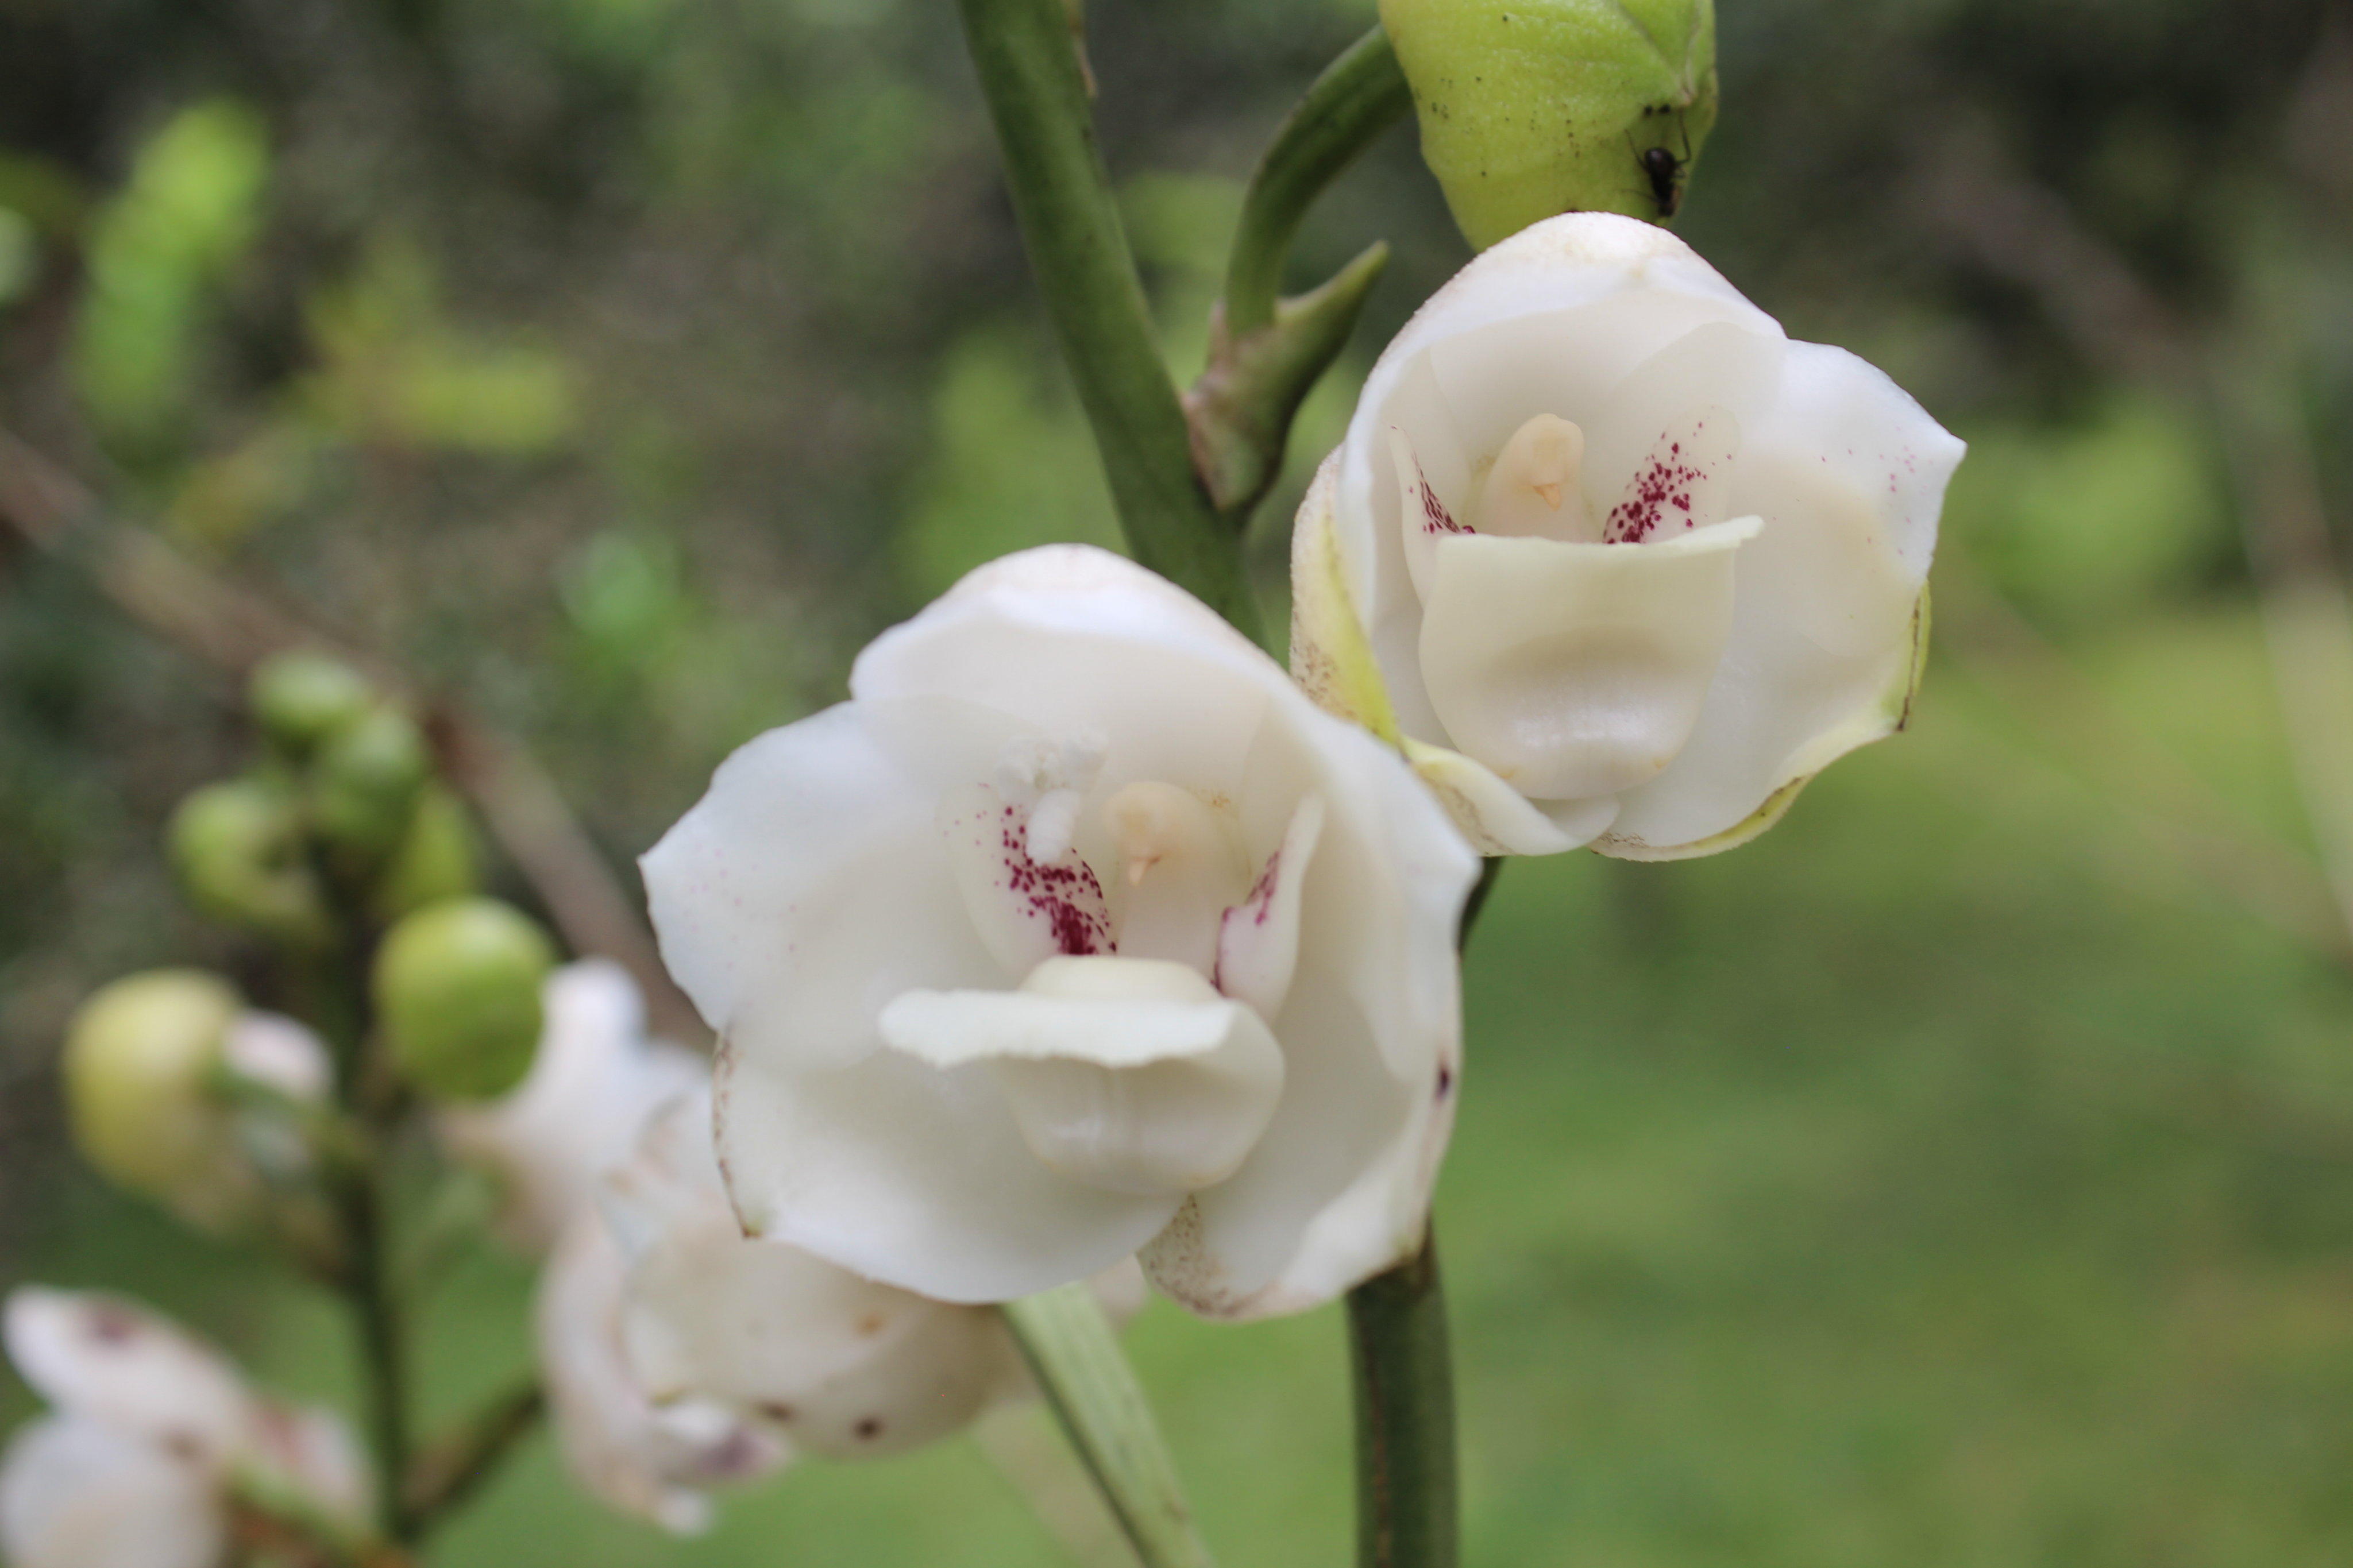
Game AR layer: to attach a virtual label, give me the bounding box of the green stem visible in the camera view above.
[1002,1284,1217,1568]
[338,1165,415,1543]
[1345,1231,1457,1568]
[955,0,1260,640]
[1223,27,1412,335]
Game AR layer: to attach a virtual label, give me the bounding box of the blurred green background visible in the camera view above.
[9,0,2353,1562]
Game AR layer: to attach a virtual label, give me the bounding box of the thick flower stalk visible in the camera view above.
[0,1289,368,1568]
[644,545,1478,1319]
[439,957,705,1254]
[539,1091,1141,1531]
[1293,211,1964,858]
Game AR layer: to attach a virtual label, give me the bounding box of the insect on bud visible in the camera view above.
[1380,0,1718,248]
[373,897,557,1100]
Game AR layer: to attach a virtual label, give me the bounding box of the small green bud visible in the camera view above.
[370,783,480,924]
[1381,0,1718,248]
[61,970,241,1203]
[310,704,431,868]
[167,774,334,948]
[249,650,377,758]
[373,897,555,1100]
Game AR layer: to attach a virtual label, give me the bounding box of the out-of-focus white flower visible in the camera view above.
[0,1289,367,1568]
[643,545,1478,1319]
[441,958,706,1254]
[539,1093,1137,1531]
[1293,211,1964,859]
[60,971,334,1234]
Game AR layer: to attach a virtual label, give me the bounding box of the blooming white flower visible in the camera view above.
[0,1288,367,1568]
[643,545,1478,1319]
[1293,211,1964,858]
[539,1092,1141,1531]
[440,958,706,1253]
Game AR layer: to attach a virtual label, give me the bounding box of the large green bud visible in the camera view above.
[167,773,333,949]
[249,650,376,759]
[373,897,555,1100]
[309,703,431,871]
[1381,0,1717,248]
[60,969,249,1225]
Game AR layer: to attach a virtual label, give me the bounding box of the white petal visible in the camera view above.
[1581,320,1785,528]
[880,958,1285,1199]
[218,1012,330,1102]
[852,548,1277,804]
[1290,452,1405,743]
[1214,793,1326,1022]
[1417,519,1761,802]
[439,959,707,1255]
[3,1290,250,1463]
[643,697,1023,1073]
[1598,343,1964,853]
[537,1212,788,1535]
[236,1400,371,1528]
[714,1036,1180,1305]
[0,1417,223,1568]
[1401,740,1614,856]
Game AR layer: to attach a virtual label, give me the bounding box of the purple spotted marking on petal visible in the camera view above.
[994,803,1112,957]
[1399,435,1470,536]
[1604,426,1718,543]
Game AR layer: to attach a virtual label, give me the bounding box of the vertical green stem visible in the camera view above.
[313,925,415,1543]
[1347,1232,1457,1568]
[954,0,1261,640]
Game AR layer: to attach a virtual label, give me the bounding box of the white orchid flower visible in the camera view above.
[440,958,707,1254]
[538,1091,1141,1531]
[0,1289,367,1568]
[1293,211,1965,858]
[642,545,1478,1319]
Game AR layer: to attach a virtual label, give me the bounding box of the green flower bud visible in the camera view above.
[309,704,431,868]
[1381,0,1717,248]
[167,774,334,948]
[373,897,555,1100]
[61,970,241,1205]
[370,783,481,924]
[249,650,376,758]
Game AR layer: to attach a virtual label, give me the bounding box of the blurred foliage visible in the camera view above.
[7,0,2353,1562]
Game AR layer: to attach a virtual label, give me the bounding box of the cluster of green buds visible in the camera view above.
[167,651,477,947]
[69,652,565,1242]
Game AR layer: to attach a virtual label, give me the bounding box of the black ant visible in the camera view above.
[1629,119,1693,221]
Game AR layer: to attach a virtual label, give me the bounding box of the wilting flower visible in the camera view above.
[1293,211,1964,858]
[60,971,334,1235]
[644,546,1477,1319]
[0,1288,367,1568]
[539,1093,1140,1531]
[440,958,705,1253]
